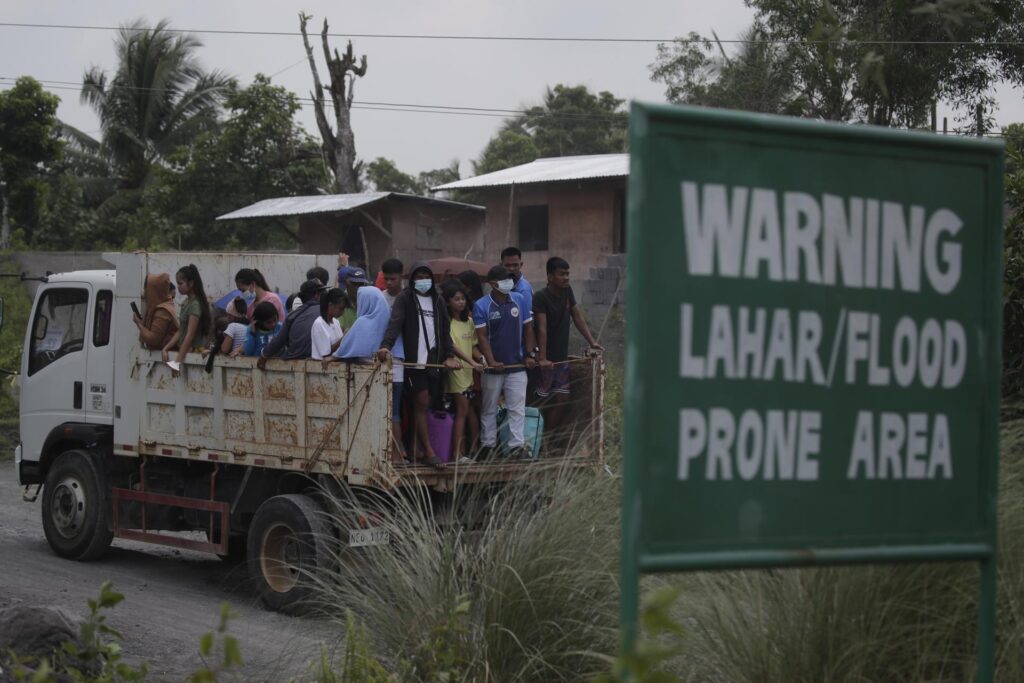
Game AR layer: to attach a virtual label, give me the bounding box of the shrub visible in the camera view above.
[315,468,620,682]
[0,253,32,458]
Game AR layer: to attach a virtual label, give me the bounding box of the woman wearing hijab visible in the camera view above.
[133,273,179,350]
[323,286,390,363]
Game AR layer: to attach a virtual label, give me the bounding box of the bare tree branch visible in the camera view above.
[299,13,366,193]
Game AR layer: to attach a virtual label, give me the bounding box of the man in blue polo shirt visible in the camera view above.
[474,264,538,459]
[501,246,533,337]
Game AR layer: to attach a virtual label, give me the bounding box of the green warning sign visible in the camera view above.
[623,103,1003,571]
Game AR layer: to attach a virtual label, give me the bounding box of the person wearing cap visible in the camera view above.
[337,265,372,333]
[378,261,461,468]
[474,264,538,460]
[256,278,328,368]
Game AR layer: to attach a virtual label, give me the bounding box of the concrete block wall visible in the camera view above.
[579,252,626,307]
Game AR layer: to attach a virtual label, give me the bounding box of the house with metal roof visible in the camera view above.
[432,154,628,297]
[217,192,485,271]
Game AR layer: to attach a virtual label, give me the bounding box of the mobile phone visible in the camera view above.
[130,301,141,318]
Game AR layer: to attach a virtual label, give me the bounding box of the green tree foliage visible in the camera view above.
[78,18,232,192]
[473,84,627,174]
[415,159,460,193]
[157,74,329,250]
[0,76,62,246]
[649,28,805,116]
[474,128,541,175]
[523,84,628,157]
[1003,123,1024,395]
[366,157,460,194]
[651,0,1024,130]
[36,74,326,251]
[366,157,420,194]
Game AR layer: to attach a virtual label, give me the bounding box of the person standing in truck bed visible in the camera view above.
[378,262,461,468]
[533,256,603,432]
[474,265,538,459]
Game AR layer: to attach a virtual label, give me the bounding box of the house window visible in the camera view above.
[518,205,549,251]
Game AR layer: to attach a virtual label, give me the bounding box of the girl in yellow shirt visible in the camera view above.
[443,281,483,459]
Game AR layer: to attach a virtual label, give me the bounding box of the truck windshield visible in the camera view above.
[29,287,88,376]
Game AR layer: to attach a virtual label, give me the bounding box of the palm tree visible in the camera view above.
[77,19,232,192]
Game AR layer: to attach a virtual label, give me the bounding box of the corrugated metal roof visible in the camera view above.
[431,153,628,191]
[216,192,483,221]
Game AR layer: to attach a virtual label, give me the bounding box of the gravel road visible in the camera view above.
[0,463,340,681]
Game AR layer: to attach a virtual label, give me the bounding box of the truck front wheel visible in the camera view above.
[41,450,113,560]
[247,494,331,613]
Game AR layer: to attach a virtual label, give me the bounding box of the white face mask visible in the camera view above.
[496,278,514,294]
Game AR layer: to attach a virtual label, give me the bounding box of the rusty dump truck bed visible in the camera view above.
[115,350,604,491]
[107,251,604,492]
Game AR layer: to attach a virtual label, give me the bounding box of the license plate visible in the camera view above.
[349,527,390,547]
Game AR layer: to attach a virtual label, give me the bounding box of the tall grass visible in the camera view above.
[0,253,31,458]
[663,415,1024,682]
[315,466,620,682]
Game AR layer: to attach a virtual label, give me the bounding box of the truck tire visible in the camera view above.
[247,494,331,613]
[41,450,113,561]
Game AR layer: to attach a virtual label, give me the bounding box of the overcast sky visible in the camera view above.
[2,1,1022,178]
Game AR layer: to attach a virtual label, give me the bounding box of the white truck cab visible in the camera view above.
[17,271,116,487]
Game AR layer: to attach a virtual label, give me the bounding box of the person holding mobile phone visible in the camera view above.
[134,273,179,350]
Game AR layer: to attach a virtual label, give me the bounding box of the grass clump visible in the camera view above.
[315,468,620,682]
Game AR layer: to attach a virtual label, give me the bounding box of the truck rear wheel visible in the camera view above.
[247,494,331,613]
[41,450,113,561]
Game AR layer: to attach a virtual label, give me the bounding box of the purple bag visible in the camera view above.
[427,411,454,462]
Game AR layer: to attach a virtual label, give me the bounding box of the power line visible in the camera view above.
[1,21,1024,46]
[0,76,629,121]
[0,82,1005,137]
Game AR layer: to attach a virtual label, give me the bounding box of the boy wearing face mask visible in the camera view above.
[378,262,461,468]
[474,265,538,460]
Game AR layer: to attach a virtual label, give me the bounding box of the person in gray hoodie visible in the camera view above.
[378,261,460,467]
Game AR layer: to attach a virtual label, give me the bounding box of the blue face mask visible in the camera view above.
[413,279,432,294]
[241,289,256,303]
[496,278,514,294]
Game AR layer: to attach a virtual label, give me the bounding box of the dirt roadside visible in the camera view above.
[0,464,340,681]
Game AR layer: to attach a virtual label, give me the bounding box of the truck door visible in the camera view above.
[20,284,91,463]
